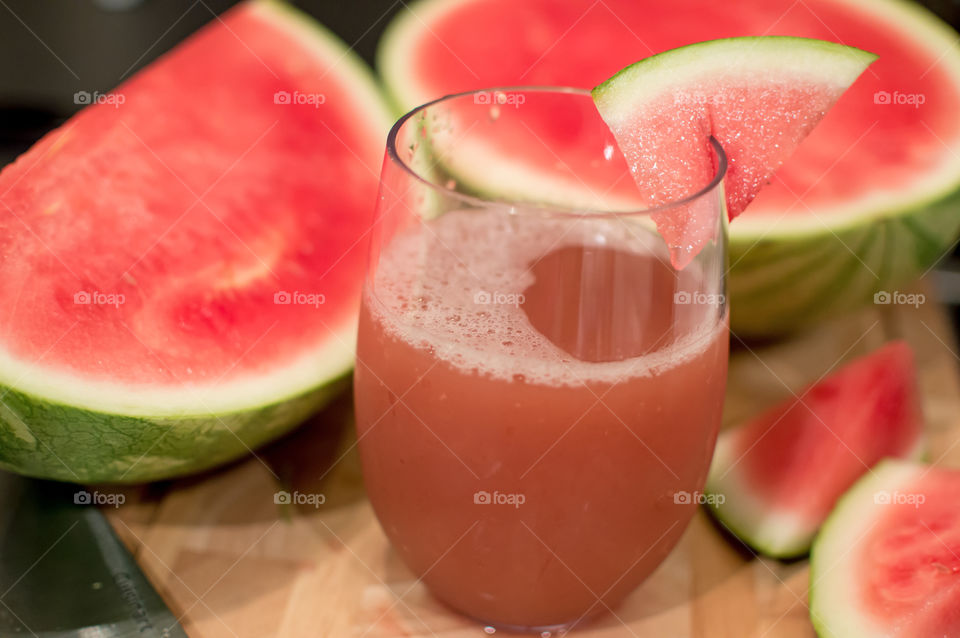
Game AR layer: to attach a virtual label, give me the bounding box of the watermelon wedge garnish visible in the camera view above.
[811,460,960,637]
[706,341,924,558]
[592,37,875,268]
[0,1,391,482]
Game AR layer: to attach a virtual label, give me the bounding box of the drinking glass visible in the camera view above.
[354,87,728,631]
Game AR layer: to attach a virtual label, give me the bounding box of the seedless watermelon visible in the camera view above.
[379,0,960,335]
[591,36,875,268]
[706,341,924,557]
[0,0,391,482]
[811,460,960,637]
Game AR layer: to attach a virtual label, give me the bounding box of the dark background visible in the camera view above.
[0,0,404,162]
[1,0,960,328]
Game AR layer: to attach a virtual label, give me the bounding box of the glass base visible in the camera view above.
[456,603,607,635]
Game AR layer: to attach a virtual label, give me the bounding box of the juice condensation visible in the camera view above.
[355,209,728,629]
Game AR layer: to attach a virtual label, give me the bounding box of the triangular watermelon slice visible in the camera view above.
[706,341,924,558]
[592,37,876,268]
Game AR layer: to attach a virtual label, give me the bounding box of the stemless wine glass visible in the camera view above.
[354,87,728,632]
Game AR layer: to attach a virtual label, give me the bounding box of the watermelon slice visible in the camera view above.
[0,1,391,483]
[378,0,960,334]
[591,36,875,268]
[811,460,960,637]
[706,341,924,558]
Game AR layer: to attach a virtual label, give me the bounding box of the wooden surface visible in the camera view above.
[106,284,960,637]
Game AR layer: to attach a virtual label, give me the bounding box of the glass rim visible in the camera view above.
[386,85,728,218]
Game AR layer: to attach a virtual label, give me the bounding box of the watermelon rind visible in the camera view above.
[377,0,960,336]
[0,0,392,483]
[808,459,926,638]
[705,437,925,559]
[591,36,877,121]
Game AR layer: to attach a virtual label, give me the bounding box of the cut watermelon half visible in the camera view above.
[0,1,391,482]
[811,460,960,637]
[378,0,960,334]
[591,36,875,268]
[706,341,924,558]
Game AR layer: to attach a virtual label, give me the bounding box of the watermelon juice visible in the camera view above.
[355,208,728,628]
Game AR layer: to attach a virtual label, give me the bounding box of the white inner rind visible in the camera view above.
[592,38,876,123]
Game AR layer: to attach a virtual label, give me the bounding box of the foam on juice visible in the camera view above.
[366,209,724,386]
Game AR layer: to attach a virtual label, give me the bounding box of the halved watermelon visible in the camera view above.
[379,0,960,335]
[706,341,924,557]
[591,36,875,268]
[811,460,960,637]
[0,1,391,483]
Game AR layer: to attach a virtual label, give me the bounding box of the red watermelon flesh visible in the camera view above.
[385,0,960,221]
[811,461,960,637]
[0,1,386,390]
[860,468,960,636]
[706,341,923,557]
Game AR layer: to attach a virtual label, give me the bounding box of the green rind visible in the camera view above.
[729,186,960,336]
[0,0,392,483]
[808,459,926,638]
[592,36,876,116]
[705,422,924,559]
[0,376,347,483]
[705,440,817,559]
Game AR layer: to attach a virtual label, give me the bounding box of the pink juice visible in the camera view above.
[354,209,728,628]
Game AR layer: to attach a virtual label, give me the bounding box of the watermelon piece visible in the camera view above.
[378,0,960,334]
[706,341,924,558]
[591,36,875,268]
[0,1,391,483]
[811,460,960,637]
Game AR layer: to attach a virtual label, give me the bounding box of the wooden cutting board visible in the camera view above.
[106,283,960,637]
